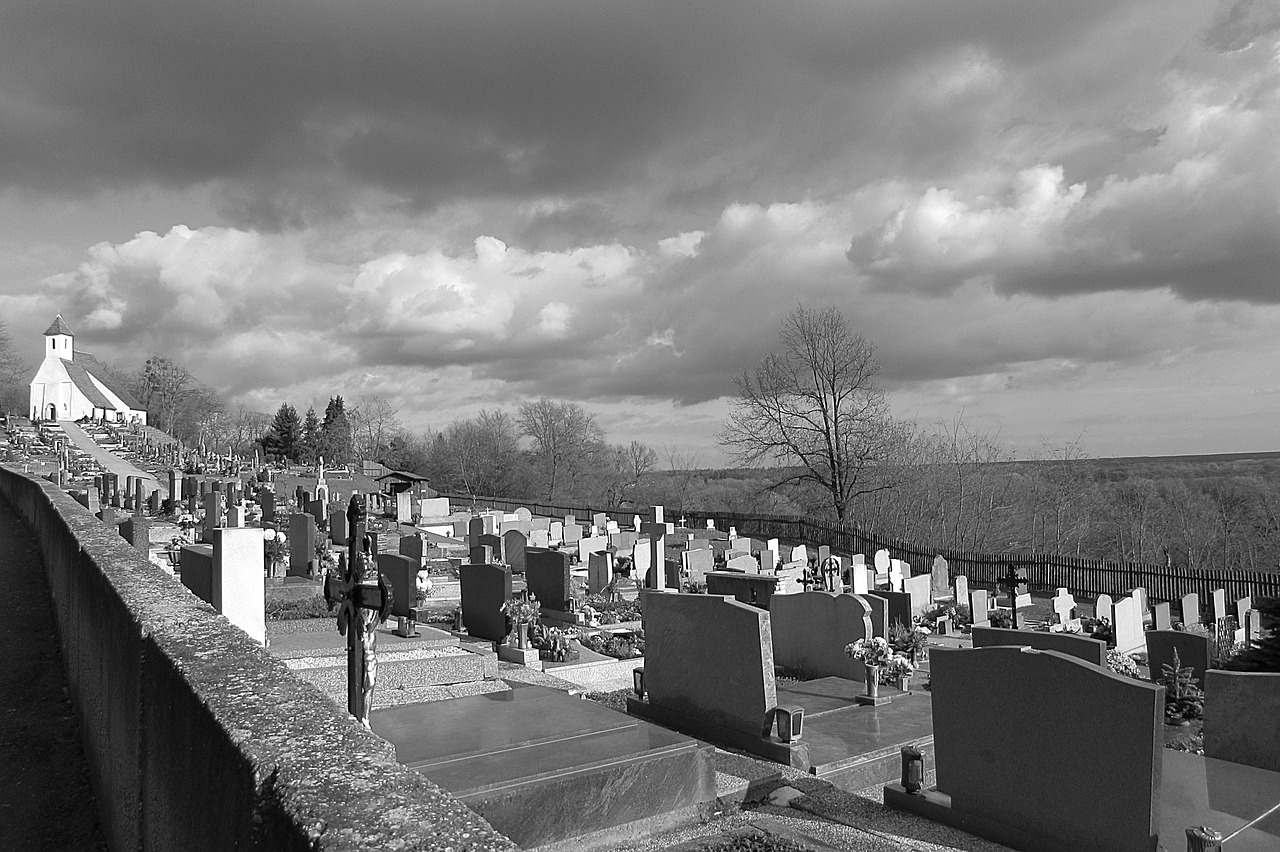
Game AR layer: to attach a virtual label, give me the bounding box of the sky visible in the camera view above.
[3,0,1280,464]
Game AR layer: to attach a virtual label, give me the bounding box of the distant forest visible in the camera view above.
[639,449,1280,574]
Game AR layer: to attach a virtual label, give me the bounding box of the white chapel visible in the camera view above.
[29,315,148,424]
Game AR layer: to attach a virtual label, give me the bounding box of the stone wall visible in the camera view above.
[0,465,515,852]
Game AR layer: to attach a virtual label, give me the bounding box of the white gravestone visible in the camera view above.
[1112,595,1145,655]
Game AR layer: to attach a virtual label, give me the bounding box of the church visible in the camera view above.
[29,315,148,424]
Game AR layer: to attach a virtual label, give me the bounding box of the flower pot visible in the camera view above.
[897,676,911,692]
[515,622,528,649]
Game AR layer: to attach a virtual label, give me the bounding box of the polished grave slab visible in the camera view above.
[777,677,935,790]
[371,683,716,849]
[1159,750,1280,850]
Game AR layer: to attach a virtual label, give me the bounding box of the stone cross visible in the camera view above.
[323,495,391,728]
[640,505,669,590]
[997,565,1028,629]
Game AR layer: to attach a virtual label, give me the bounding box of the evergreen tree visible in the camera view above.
[299,406,320,464]
[261,403,302,461]
[319,395,353,462]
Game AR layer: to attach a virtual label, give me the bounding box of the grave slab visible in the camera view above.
[372,685,716,849]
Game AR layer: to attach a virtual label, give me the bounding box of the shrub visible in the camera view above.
[988,611,1014,629]
[1159,648,1205,723]
[265,595,332,621]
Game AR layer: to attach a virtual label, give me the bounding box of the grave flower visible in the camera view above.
[846,636,895,668]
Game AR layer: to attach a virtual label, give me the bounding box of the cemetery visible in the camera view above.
[2,420,1279,851]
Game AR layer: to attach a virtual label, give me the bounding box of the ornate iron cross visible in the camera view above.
[324,494,392,728]
[997,564,1027,629]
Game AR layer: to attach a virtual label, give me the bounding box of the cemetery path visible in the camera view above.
[0,494,106,850]
[59,419,168,498]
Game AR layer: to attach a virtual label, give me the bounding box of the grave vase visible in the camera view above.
[515,621,528,649]
[864,664,882,699]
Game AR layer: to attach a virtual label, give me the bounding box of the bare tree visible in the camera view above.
[719,305,898,521]
[517,399,605,501]
[0,319,29,414]
[349,396,401,462]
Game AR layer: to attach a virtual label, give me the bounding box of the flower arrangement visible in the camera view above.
[889,621,930,656]
[1105,649,1143,680]
[846,636,896,668]
[500,594,542,625]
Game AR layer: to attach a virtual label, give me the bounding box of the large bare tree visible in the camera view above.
[719,305,897,521]
[517,398,605,501]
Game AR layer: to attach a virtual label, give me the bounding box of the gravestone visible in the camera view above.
[529,528,550,549]
[772,564,805,595]
[1179,592,1200,627]
[468,516,485,549]
[203,492,224,542]
[1144,629,1212,689]
[1236,595,1252,627]
[931,555,950,598]
[187,528,266,645]
[894,646,1163,852]
[888,561,904,592]
[549,521,564,543]
[953,575,968,605]
[288,513,317,578]
[725,554,757,573]
[503,529,527,574]
[1052,588,1077,623]
[706,572,780,610]
[640,507,670,590]
[1131,586,1149,620]
[330,507,347,545]
[526,549,572,612]
[395,491,412,523]
[632,540,652,584]
[377,553,419,619]
[790,544,808,566]
[970,625,1106,667]
[771,592,874,682]
[592,512,608,534]
[121,515,149,553]
[459,563,513,642]
[587,551,613,596]
[850,563,869,594]
[419,497,450,517]
[1152,601,1172,631]
[1112,595,1145,654]
[1211,588,1227,624]
[563,522,582,545]
[969,589,989,624]
[470,545,494,566]
[629,593,802,766]
[1204,670,1280,773]
[478,533,502,562]
[1095,593,1114,625]
[817,545,830,564]
[399,533,425,567]
[902,574,933,617]
[530,517,550,531]
[308,498,327,528]
[869,590,912,633]
[682,548,714,585]
[226,504,244,527]
[578,535,609,565]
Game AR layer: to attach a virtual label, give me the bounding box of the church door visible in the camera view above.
[48,404,57,421]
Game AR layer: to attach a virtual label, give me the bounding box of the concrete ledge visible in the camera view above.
[626,695,809,771]
[0,465,517,852]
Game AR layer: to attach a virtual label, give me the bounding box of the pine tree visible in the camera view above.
[319,395,353,462]
[299,407,320,464]
[261,403,302,462]
[1159,648,1205,722]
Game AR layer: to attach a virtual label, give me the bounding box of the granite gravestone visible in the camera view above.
[288,513,317,578]
[902,574,932,617]
[1179,593,1201,627]
[587,551,613,596]
[525,548,572,612]
[378,553,419,619]
[771,592,875,682]
[931,555,950,598]
[706,571,780,610]
[503,529,527,574]
[459,563,513,642]
[1112,595,1145,654]
[869,590,912,634]
[897,645,1163,852]
[970,625,1106,667]
[1144,629,1212,691]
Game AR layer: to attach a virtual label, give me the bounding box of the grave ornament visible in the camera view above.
[323,494,392,729]
[997,564,1028,630]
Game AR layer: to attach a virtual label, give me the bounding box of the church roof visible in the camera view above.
[61,359,116,410]
[43,315,74,336]
[74,351,144,410]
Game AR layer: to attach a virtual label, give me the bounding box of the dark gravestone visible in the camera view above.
[179,544,216,604]
[771,592,874,682]
[467,516,485,548]
[470,545,494,565]
[664,557,681,590]
[868,591,912,633]
[98,505,117,527]
[378,553,418,619]
[631,592,796,762]
[121,515,150,553]
[330,508,347,545]
[525,548,571,612]
[706,571,779,610]
[1204,670,1280,773]
[258,488,276,522]
[894,646,1162,852]
[1144,629,1212,690]
[288,513,317,578]
[459,563,513,642]
[970,625,1106,667]
[478,534,503,562]
[503,529,527,574]
[859,593,889,638]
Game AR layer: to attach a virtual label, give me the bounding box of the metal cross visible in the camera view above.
[324,494,392,727]
[997,564,1028,629]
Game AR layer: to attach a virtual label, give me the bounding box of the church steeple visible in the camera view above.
[44,314,75,359]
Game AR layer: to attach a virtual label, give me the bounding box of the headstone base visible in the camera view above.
[627,695,809,770]
[497,643,543,670]
[855,694,893,707]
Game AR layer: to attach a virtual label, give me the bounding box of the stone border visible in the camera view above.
[0,465,516,852]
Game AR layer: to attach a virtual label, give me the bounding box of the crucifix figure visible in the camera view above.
[997,564,1028,629]
[639,505,669,590]
[324,494,392,728]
